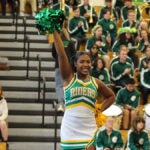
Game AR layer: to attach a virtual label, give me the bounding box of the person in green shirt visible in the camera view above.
[85,25,110,68]
[116,78,140,129]
[90,57,110,85]
[110,45,134,90]
[79,0,98,27]
[138,29,150,53]
[121,0,141,22]
[112,27,139,68]
[140,58,150,105]
[68,6,89,51]
[97,9,117,46]
[96,116,124,150]
[52,0,70,18]
[127,117,149,150]
[99,0,119,23]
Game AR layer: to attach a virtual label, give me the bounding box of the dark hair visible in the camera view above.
[93,57,105,70]
[132,117,145,132]
[118,45,128,54]
[103,9,111,15]
[126,78,135,85]
[73,6,79,11]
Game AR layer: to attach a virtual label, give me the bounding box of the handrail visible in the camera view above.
[37,55,42,102]
[42,76,46,128]
[23,17,27,58]
[53,100,58,150]
[26,36,30,79]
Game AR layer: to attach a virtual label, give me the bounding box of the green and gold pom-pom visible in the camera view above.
[117,27,137,35]
[35,8,65,34]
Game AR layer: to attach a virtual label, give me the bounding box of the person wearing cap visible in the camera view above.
[112,27,139,68]
[110,45,134,92]
[96,116,124,150]
[115,78,140,130]
[99,0,119,23]
[79,0,98,27]
[126,117,149,150]
[85,25,110,68]
[121,0,141,22]
[97,9,117,46]
[68,6,88,51]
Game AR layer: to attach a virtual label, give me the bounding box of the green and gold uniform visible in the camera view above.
[139,56,150,72]
[60,74,98,149]
[96,128,124,149]
[138,37,150,53]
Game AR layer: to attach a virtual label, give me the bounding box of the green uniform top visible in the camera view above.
[112,40,137,54]
[52,2,70,18]
[121,5,141,21]
[79,4,97,18]
[85,36,108,54]
[139,56,150,72]
[99,6,118,21]
[110,60,134,86]
[97,18,117,38]
[68,16,89,38]
[122,20,137,28]
[138,37,150,53]
[116,87,139,108]
[127,129,149,150]
[96,128,124,149]
[140,68,150,88]
[90,68,110,85]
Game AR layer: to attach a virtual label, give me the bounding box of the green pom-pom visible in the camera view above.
[117,27,137,35]
[130,28,137,33]
[35,8,65,34]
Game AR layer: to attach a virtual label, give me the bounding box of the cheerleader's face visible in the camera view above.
[97,59,103,70]
[126,84,135,92]
[95,27,103,38]
[106,1,112,7]
[104,11,111,20]
[75,54,92,76]
[145,47,150,57]
[128,12,135,21]
[125,33,131,39]
[141,30,148,39]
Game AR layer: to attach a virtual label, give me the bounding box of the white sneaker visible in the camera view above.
[57,104,64,112]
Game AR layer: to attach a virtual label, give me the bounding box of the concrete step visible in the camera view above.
[9,128,60,137]
[8,115,63,124]
[0,70,55,77]
[0,80,55,88]
[8,142,61,150]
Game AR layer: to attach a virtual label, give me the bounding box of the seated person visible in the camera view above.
[0,86,8,142]
[127,117,149,150]
[96,116,124,150]
[68,6,88,51]
[140,58,150,105]
[79,0,98,27]
[19,0,37,16]
[90,57,110,86]
[116,78,140,130]
[99,0,119,23]
[110,45,134,90]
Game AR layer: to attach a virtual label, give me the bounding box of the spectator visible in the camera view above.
[96,116,124,150]
[90,57,110,86]
[19,0,37,16]
[138,29,150,53]
[52,0,70,19]
[0,86,8,142]
[127,117,149,150]
[116,78,140,130]
[53,29,115,150]
[97,9,117,46]
[112,27,139,68]
[110,45,134,91]
[68,6,88,51]
[99,0,119,23]
[121,0,141,22]
[78,0,98,27]
[85,25,110,68]
[52,27,76,112]
[140,58,150,105]
[114,0,124,19]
